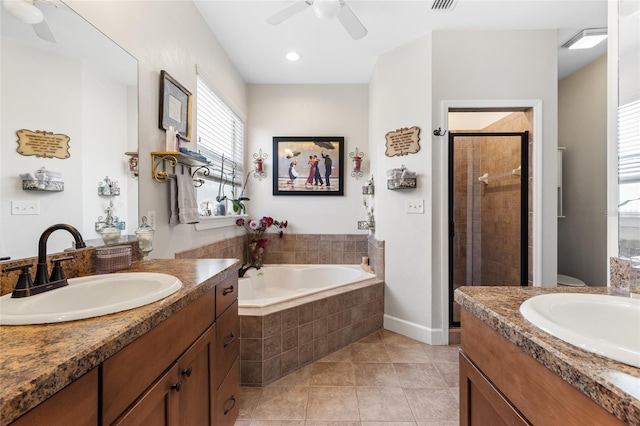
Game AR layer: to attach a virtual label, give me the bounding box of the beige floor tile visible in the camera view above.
[252,387,310,420]
[385,344,430,363]
[309,362,355,386]
[404,388,459,423]
[250,421,306,425]
[417,423,459,426]
[351,342,391,363]
[233,420,252,425]
[394,363,448,389]
[433,362,460,388]
[449,387,460,402]
[268,364,313,387]
[306,387,360,421]
[238,387,263,419]
[305,421,361,426]
[380,330,421,345]
[318,346,353,362]
[361,423,417,426]
[354,363,400,387]
[356,331,384,344]
[421,344,461,363]
[356,387,415,422]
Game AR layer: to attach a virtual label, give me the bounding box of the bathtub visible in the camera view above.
[238,264,376,308]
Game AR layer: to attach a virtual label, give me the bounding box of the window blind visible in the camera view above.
[196,74,244,184]
[618,98,640,184]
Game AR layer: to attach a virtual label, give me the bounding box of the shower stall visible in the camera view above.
[448,131,529,327]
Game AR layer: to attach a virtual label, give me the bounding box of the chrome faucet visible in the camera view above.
[33,224,86,286]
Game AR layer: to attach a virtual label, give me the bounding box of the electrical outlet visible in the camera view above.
[406,199,424,214]
[147,210,156,230]
[11,201,40,215]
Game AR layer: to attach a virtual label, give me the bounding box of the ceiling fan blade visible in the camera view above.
[266,0,313,25]
[32,19,56,43]
[337,1,367,40]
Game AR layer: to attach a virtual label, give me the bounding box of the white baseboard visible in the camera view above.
[383,314,448,345]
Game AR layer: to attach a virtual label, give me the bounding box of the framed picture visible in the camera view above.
[273,136,344,196]
[159,70,192,141]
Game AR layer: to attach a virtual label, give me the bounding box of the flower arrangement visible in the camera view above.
[236,216,288,266]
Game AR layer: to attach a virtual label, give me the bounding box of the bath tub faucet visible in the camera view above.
[238,264,260,278]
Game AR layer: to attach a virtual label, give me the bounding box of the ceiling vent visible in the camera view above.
[430,0,459,11]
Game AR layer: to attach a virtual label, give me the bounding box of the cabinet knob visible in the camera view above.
[181,367,192,377]
[222,285,234,296]
[223,332,236,348]
[171,381,182,392]
[223,395,236,415]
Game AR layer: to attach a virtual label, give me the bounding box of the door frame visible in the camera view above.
[438,99,543,343]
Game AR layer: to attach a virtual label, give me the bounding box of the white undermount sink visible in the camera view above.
[0,272,182,325]
[520,293,640,368]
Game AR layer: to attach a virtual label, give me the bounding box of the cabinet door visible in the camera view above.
[215,300,239,389]
[460,352,530,426]
[215,359,240,426]
[11,368,98,426]
[178,324,217,426]
[114,365,181,426]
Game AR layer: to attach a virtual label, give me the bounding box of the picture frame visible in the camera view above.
[159,70,192,141]
[273,136,344,196]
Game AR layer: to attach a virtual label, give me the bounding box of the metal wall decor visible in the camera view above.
[349,147,365,179]
[253,149,268,181]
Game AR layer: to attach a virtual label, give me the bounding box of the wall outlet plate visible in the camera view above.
[406,199,424,214]
[11,201,40,215]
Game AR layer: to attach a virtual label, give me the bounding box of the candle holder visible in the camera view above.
[253,149,268,180]
[349,147,365,179]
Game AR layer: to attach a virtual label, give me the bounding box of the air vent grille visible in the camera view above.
[431,0,458,11]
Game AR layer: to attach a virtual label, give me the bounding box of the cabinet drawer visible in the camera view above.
[215,300,239,389]
[215,276,238,318]
[215,359,240,426]
[102,288,215,425]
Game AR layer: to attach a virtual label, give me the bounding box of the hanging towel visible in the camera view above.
[170,171,200,225]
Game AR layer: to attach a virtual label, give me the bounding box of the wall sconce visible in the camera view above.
[349,147,365,179]
[253,148,268,181]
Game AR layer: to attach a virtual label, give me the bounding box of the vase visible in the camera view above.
[247,238,266,268]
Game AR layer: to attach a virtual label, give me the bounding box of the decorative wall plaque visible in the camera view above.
[16,129,70,159]
[384,126,421,157]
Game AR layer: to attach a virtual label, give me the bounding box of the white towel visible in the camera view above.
[170,171,200,225]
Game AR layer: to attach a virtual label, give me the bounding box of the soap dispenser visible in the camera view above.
[135,216,154,261]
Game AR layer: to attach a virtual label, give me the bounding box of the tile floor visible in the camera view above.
[235,329,460,425]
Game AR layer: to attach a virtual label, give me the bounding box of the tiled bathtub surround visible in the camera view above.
[239,280,384,386]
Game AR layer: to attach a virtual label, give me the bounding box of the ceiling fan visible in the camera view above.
[2,0,58,43]
[267,0,368,40]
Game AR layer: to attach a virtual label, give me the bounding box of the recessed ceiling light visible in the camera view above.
[562,28,608,50]
[286,51,302,62]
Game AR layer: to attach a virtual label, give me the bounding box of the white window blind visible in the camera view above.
[196,73,244,182]
[618,98,640,183]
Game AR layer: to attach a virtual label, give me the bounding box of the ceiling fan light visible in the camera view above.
[312,0,341,20]
[3,0,44,24]
[562,28,607,50]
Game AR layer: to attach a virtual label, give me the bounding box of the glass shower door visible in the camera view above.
[448,132,529,327]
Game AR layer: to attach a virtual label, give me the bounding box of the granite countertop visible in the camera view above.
[455,286,640,425]
[0,258,240,425]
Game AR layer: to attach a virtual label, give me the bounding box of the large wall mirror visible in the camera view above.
[1,0,138,260]
[618,0,640,258]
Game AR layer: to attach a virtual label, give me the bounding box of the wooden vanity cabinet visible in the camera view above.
[460,308,624,426]
[104,274,240,426]
[10,368,98,426]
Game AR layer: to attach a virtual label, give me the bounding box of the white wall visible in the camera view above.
[558,54,607,286]
[68,0,247,258]
[246,84,369,231]
[369,30,558,344]
[369,36,435,343]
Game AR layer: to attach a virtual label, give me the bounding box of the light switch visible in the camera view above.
[12,201,40,215]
